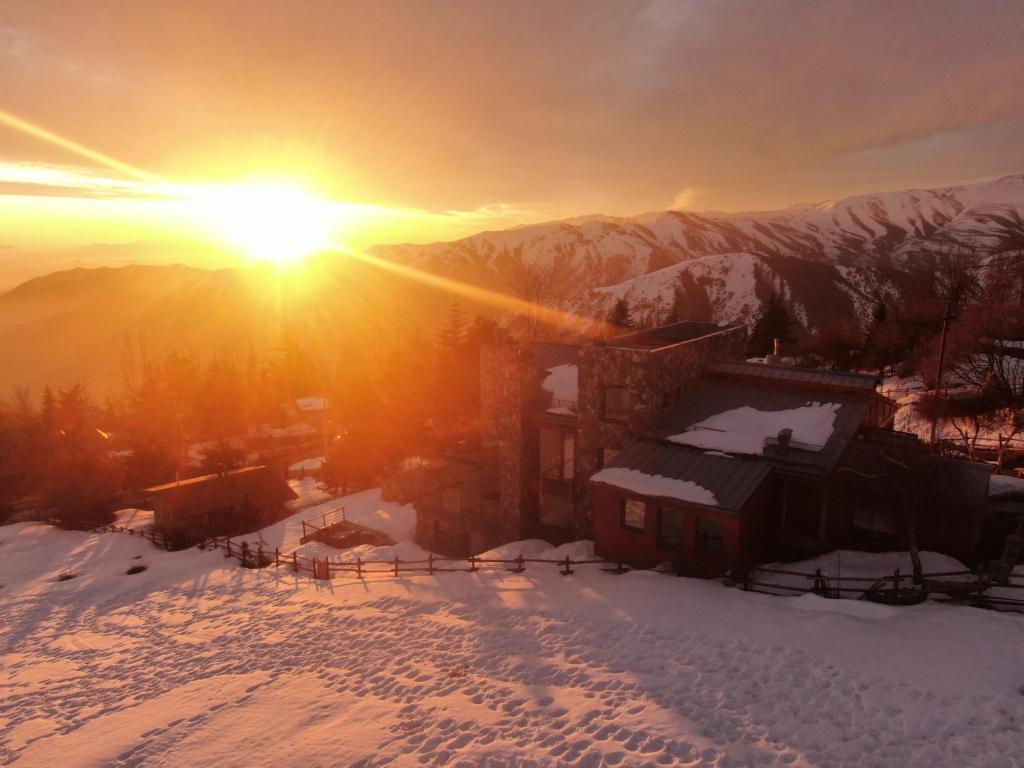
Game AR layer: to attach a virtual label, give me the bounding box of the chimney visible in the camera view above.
[777,428,793,454]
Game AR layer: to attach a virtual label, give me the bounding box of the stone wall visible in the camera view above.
[479,343,528,542]
[574,325,748,536]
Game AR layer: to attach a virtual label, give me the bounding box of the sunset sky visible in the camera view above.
[1,0,1023,286]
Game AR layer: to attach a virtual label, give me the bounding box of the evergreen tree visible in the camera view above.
[609,297,633,330]
[437,300,468,355]
[749,293,796,356]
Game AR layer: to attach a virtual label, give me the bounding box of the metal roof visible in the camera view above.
[603,439,772,513]
[708,360,880,393]
[652,377,874,471]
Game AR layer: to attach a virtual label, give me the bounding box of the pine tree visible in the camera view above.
[749,293,796,356]
[609,297,633,330]
[437,300,468,355]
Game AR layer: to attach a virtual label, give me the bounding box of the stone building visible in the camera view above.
[405,321,748,556]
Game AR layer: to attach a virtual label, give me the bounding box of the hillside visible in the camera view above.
[374,174,1024,328]
[2,508,1023,766]
[3,174,1024,395]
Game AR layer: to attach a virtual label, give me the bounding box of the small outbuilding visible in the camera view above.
[147,465,297,543]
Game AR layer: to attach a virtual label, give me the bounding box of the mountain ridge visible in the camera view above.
[3,174,1023,394]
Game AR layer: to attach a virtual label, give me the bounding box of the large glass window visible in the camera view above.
[622,498,646,531]
[602,385,629,422]
[657,507,684,550]
[696,516,724,553]
[540,428,574,481]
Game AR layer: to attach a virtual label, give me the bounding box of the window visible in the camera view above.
[602,385,629,422]
[657,507,684,550]
[540,428,574,480]
[562,433,575,480]
[599,447,618,469]
[696,516,724,553]
[621,498,646,531]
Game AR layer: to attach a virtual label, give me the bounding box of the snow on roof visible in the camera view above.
[989,473,1024,497]
[591,466,718,507]
[667,402,840,457]
[542,363,578,404]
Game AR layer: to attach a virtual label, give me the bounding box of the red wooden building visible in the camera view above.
[589,361,990,575]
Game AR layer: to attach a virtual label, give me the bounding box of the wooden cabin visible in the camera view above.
[147,465,297,543]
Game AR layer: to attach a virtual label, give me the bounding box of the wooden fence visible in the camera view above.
[734,564,1024,611]
[36,517,1024,614]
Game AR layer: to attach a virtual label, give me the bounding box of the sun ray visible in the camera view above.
[0,107,157,182]
[331,243,617,337]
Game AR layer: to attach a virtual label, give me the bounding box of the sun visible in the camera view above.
[189,181,338,265]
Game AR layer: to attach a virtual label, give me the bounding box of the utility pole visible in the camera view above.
[929,299,954,445]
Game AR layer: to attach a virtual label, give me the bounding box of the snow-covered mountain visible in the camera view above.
[372,175,1024,329]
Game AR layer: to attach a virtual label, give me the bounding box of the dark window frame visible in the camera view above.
[695,515,724,553]
[601,385,629,423]
[539,426,575,482]
[621,497,646,532]
[657,506,684,550]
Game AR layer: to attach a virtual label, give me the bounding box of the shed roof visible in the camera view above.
[601,439,772,513]
[146,466,297,518]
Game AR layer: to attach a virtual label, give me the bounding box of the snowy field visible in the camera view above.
[2,505,1024,767]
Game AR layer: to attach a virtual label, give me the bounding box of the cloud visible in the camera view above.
[670,188,701,211]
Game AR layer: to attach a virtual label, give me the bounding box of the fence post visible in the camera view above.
[893,568,901,595]
[356,557,363,579]
[293,552,298,573]
[393,556,400,578]
[514,554,525,573]
[257,543,263,567]
[428,554,434,576]
[274,547,280,567]
[561,557,573,576]
[302,520,307,540]
[469,555,478,572]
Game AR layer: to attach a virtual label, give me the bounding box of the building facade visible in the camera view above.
[406,321,749,556]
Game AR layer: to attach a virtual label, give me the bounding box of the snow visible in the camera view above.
[250,422,316,439]
[668,402,840,456]
[237,487,417,555]
[541,363,578,405]
[112,508,154,531]
[288,455,324,472]
[2,520,1023,767]
[285,477,333,510]
[591,467,718,506]
[989,473,1024,497]
[756,550,972,594]
[883,373,1024,451]
[294,396,326,412]
[546,406,575,415]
